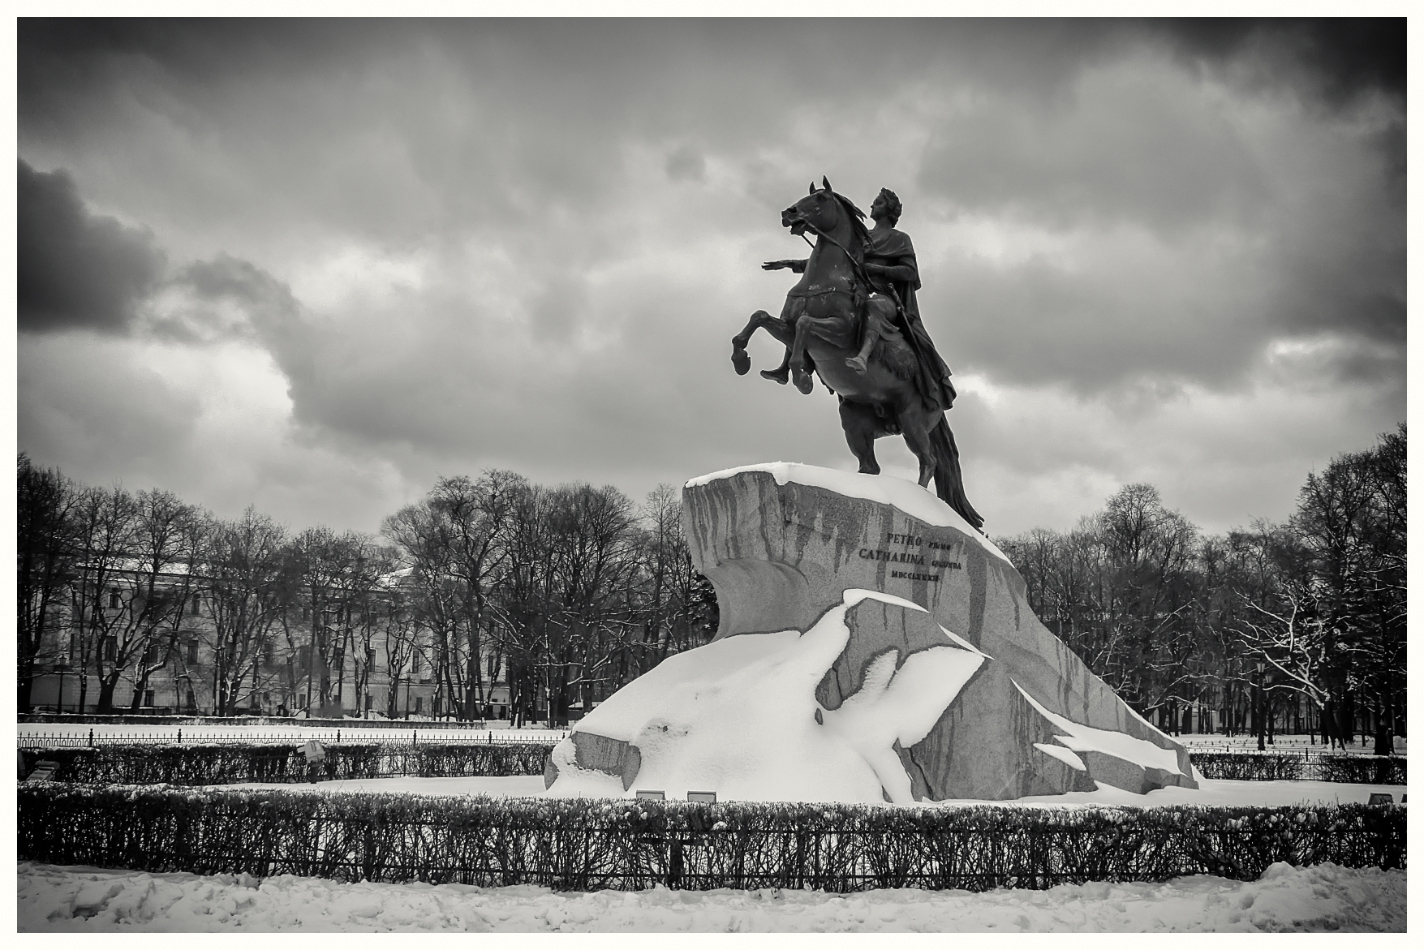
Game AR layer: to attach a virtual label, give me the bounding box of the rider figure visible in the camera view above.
[762,188,957,410]
[850,188,957,410]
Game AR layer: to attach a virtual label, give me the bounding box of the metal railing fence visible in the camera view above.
[18,728,568,748]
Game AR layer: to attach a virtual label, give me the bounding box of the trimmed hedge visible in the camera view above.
[1191,752,1407,785]
[1316,755,1409,786]
[1190,753,1304,781]
[16,784,1406,892]
[18,742,554,786]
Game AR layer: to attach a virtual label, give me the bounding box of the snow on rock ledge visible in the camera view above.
[544,464,1196,802]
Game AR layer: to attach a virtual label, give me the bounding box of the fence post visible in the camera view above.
[178,729,182,744]
[337,730,341,745]
[88,729,94,747]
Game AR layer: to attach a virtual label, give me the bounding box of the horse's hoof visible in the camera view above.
[731,346,750,376]
[760,368,789,385]
[845,356,868,375]
[794,372,814,395]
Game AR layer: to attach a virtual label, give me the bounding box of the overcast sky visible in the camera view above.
[16,19,1406,540]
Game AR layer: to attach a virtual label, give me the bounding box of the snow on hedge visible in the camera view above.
[17,861,1405,932]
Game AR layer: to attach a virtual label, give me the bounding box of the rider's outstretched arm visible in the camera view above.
[762,259,808,273]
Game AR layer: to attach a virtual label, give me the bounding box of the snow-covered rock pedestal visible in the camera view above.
[544,463,1197,802]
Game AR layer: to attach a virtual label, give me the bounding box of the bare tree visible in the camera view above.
[121,489,205,711]
[17,455,81,711]
[199,507,286,716]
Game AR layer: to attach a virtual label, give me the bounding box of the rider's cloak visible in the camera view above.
[866,228,956,411]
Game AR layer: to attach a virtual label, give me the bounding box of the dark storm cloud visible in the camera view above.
[17,160,165,334]
[917,74,1272,232]
[168,255,316,382]
[1151,18,1406,105]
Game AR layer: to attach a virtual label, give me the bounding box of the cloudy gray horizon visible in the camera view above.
[17,19,1406,541]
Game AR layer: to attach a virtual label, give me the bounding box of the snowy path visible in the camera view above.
[212,774,1407,808]
[17,861,1404,932]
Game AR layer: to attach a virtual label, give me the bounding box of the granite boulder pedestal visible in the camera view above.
[543,463,1197,803]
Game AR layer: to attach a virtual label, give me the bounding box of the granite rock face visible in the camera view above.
[544,464,1196,802]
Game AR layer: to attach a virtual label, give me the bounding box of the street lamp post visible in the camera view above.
[1254,661,1265,752]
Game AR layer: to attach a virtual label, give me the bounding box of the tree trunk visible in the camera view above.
[17,659,36,713]
[97,675,120,714]
[1372,681,1394,755]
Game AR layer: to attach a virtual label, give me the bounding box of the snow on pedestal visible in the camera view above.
[543,463,1197,802]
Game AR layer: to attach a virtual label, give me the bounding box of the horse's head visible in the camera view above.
[782,177,869,247]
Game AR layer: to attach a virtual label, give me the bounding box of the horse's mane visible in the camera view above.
[828,191,872,258]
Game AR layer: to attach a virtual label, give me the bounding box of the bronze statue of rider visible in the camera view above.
[761,187,957,411]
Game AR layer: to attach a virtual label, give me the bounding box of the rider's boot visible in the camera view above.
[845,333,875,375]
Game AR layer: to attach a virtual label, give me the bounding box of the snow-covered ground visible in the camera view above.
[212,774,1407,808]
[17,860,1405,931]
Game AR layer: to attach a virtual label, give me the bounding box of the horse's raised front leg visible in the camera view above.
[731,309,786,376]
[788,312,816,395]
[753,299,803,386]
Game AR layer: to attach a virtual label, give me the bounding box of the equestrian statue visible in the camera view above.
[730,178,983,530]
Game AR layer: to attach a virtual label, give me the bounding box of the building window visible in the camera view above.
[144,643,160,667]
[143,689,155,707]
[187,640,199,664]
[191,594,202,617]
[365,693,374,710]
[263,644,274,669]
[415,696,423,714]
[109,589,121,609]
[103,637,117,662]
[185,687,196,711]
[366,647,376,668]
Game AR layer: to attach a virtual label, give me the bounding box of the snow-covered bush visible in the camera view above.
[17,784,1405,893]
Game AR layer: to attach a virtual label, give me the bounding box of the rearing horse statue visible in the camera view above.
[731,178,983,530]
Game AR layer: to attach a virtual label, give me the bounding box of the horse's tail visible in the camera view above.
[930,417,984,531]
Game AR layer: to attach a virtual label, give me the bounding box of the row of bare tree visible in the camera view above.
[998,426,1405,753]
[20,427,1401,738]
[381,473,715,723]
[17,457,717,718]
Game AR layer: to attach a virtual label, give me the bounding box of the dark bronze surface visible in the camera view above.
[733,179,982,529]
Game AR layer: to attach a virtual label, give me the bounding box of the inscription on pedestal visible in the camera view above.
[858,530,964,582]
